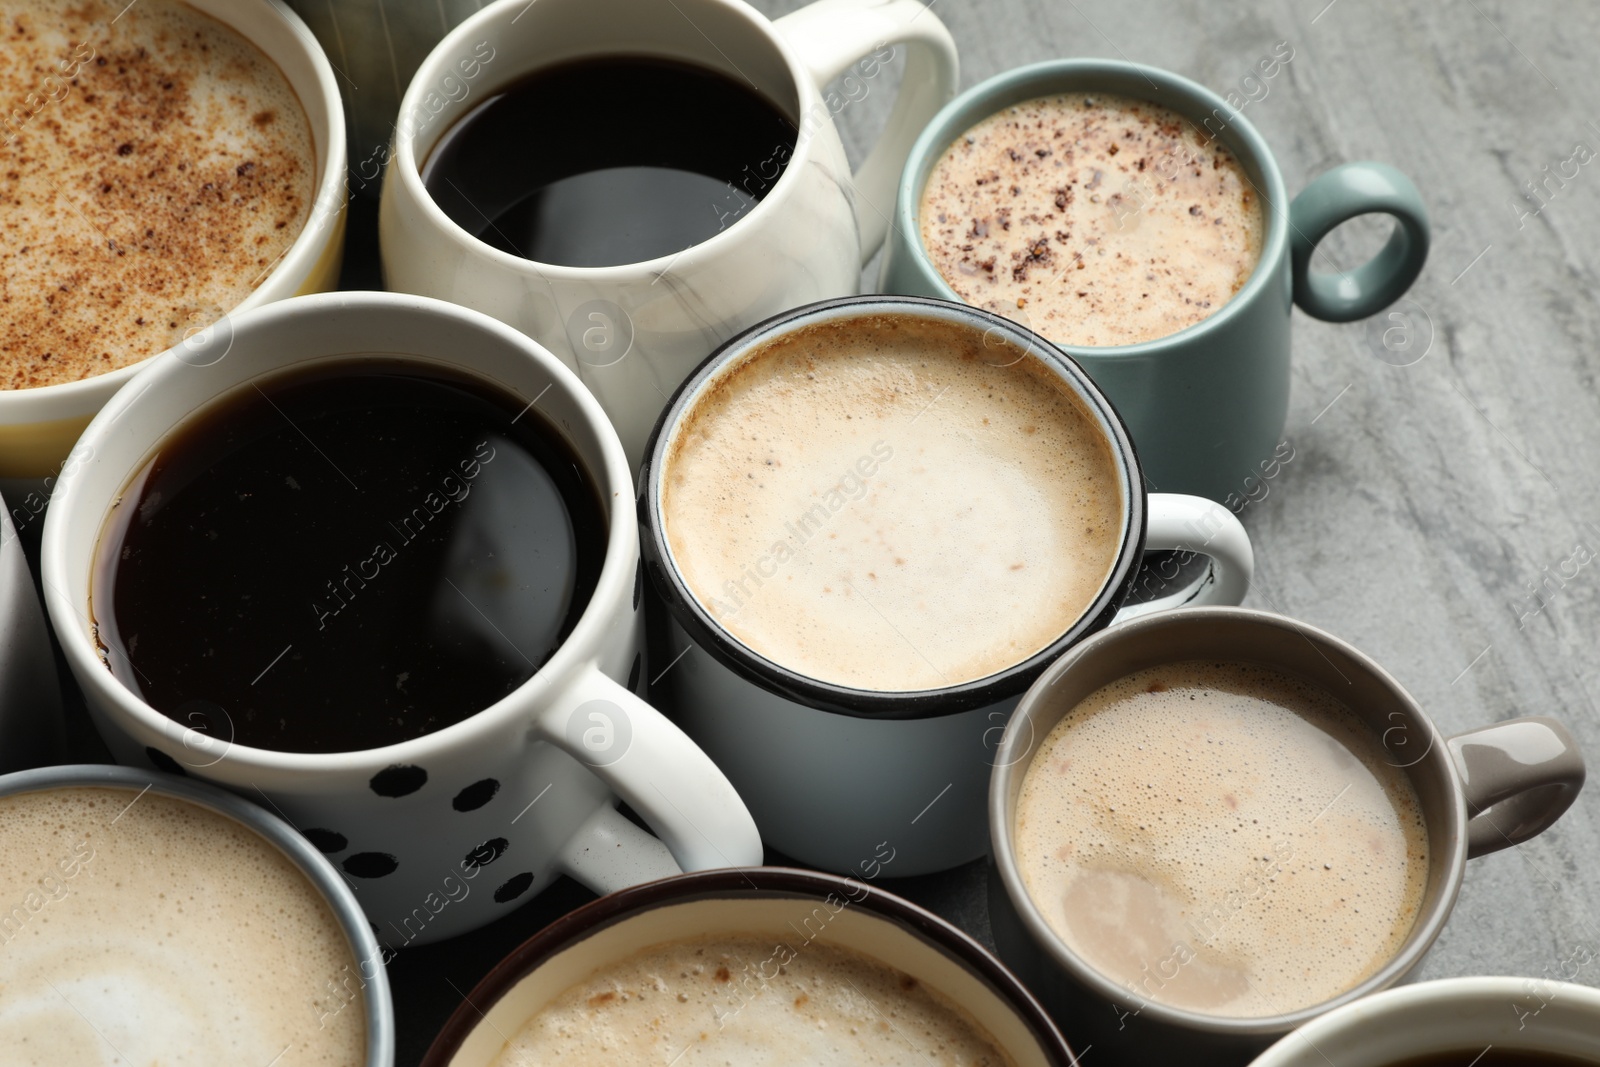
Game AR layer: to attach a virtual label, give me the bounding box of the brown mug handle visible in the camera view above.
[1446,716,1585,859]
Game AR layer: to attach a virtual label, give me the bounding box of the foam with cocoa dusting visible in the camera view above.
[491,933,1015,1066]
[921,92,1263,347]
[0,786,366,1065]
[0,0,314,389]
[661,313,1125,691]
[1014,661,1430,1018]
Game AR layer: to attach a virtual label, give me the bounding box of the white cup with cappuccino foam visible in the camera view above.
[0,0,349,501]
[638,294,1256,877]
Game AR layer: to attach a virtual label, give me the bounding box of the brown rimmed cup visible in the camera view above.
[988,606,1585,1066]
[420,867,1077,1066]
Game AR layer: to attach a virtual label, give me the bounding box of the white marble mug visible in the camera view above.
[379,0,959,467]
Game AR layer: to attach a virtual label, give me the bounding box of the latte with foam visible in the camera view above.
[661,313,1125,691]
[0,786,366,1065]
[0,0,315,389]
[921,92,1264,347]
[1014,661,1429,1017]
[490,934,1013,1066]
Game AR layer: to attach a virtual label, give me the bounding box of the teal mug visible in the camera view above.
[880,59,1429,503]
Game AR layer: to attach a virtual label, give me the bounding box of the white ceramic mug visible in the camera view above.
[0,0,349,497]
[379,0,959,468]
[1249,977,1600,1065]
[41,292,761,944]
[638,295,1256,878]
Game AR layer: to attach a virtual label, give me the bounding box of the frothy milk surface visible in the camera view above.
[1015,661,1429,1017]
[921,92,1264,347]
[0,0,315,389]
[0,787,366,1065]
[661,314,1125,691]
[491,933,1014,1066]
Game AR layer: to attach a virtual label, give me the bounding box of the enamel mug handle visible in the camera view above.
[1289,162,1430,322]
[1113,494,1255,622]
[539,665,762,893]
[1447,716,1585,859]
[776,0,959,262]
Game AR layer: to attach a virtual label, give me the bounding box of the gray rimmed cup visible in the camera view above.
[880,59,1430,503]
[988,606,1585,1066]
[0,763,394,1066]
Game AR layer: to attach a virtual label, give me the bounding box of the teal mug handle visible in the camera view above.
[1289,162,1430,323]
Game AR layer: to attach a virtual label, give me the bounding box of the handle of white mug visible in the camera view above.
[775,0,959,262]
[1112,493,1255,622]
[1446,716,1586,859]
[538,665,763,892]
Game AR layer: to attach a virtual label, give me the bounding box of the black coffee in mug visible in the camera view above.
[421,55,798,267]
[92,361,606,754]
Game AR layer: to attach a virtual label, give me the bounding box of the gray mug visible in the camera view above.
[880,59,1430,503]
[0,764,394,1065]
[988,607,1585,1066]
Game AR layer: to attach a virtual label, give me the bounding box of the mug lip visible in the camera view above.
[0,763,395,1067]
[0,0,348,422]
[988,605,1470,1038]
[637,292,1149,721]
[1249,975,1600,1064]
[418,865,1079,1067]
[40,290,639,775]
[388,0,837,279]
[891,58,1290,360]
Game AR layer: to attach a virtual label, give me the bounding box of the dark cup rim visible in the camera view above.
[891,57,1292,359]
[418,865,1078,1067]
[0,763,395,1066]
[988,606,1470,1037]
[638,293,1150,720]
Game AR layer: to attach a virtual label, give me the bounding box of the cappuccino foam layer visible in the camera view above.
[1015,661,1430,1017]
[921,92,1263,347]
[661,314,1125,691]
[0,787,365,1065]
[491,933,1014,1066]
[0,0,315,389]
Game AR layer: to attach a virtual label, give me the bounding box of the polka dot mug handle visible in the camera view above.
[540,666,763,885]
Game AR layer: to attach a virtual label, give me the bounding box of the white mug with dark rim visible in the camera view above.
[379,0,960,468]
[638,294,1256,878]
[41,292,762,945]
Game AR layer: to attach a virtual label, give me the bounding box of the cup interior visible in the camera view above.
[43,293,634,768]
[992,606,1468,1035]
[0,764,393,1066]
[396,0,805,261]
[641,294,1148,717]
[897,60,1289,353]
[422,869,1074,1067]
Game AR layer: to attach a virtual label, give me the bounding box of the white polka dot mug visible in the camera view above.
[40,291,762,944]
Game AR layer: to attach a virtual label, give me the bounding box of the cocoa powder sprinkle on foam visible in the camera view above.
[0,0,314,390]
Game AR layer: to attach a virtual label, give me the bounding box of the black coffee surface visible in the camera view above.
[422,55,797,267]
[94,361,606,754]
